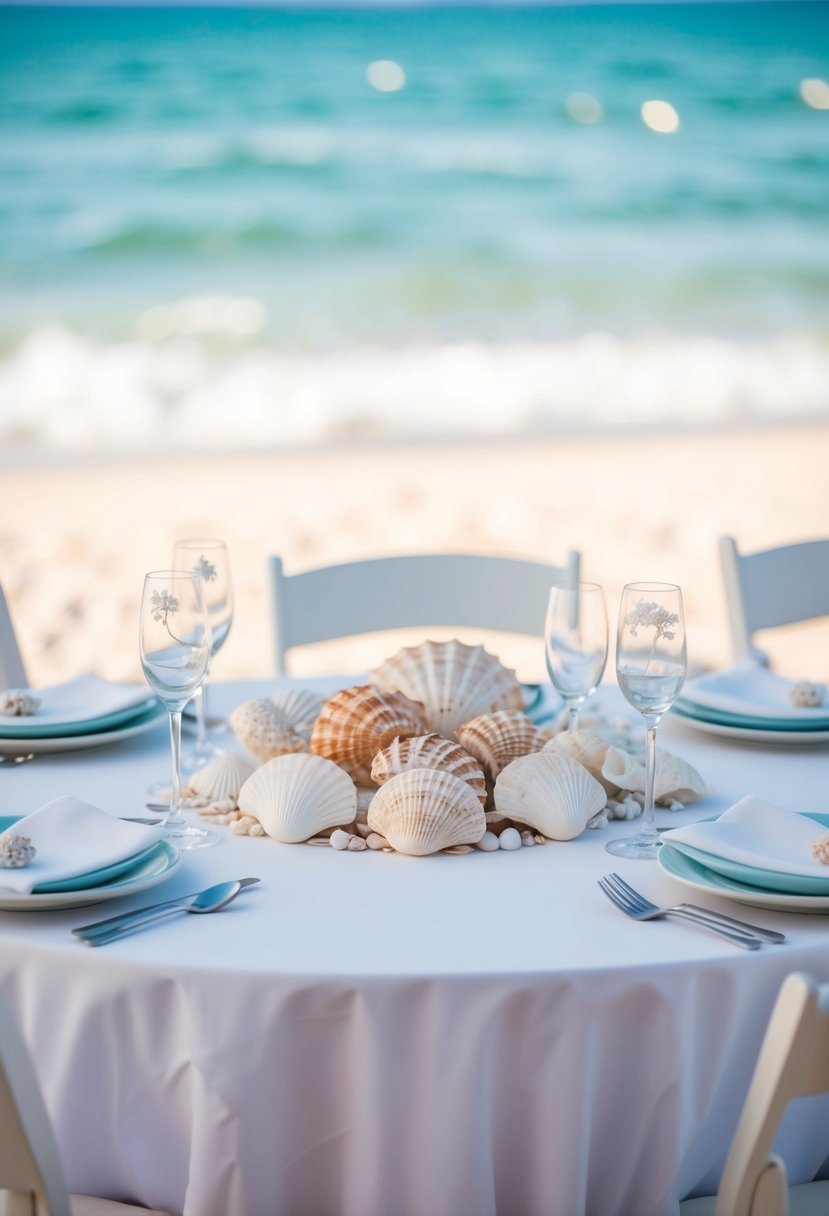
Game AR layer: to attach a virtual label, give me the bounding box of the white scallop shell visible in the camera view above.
[370,639,523,737]
[367,767,486,856]
[238,753,357,843]
[601,746,706,805]
[184,752,257,804]
[370,733,487,805]
[494,751,607,840]
[544,730,620,796]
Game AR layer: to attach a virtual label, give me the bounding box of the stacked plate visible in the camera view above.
[0,674,166,756]
[672,663,829,744]
[659,797,829,913]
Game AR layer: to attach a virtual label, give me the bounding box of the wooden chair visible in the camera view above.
[267,551,580,675]
[0,991,169,1216]
[0,586,28,690]
[719,536,829,664]
[680,972,829,1216]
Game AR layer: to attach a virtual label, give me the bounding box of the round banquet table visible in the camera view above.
[1,678,828,1216]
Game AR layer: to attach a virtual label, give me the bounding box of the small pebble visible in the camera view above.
[534,834,547,845]
[347,835,368,852]
[499,827,521,851]
[249,824,265,837]
[476,831,500,852]
[330,829,351,851]
[366,833,388,850]
[520,831,536,847]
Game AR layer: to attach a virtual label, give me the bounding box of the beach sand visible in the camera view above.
[2,421,828,690]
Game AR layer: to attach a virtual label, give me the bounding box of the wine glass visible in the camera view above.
[173,538,233,769]
[139,571,219,850]
[544,582,608,731]
[606,582,687,860]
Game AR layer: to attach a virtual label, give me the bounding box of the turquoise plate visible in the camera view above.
[672,700,829,733]
[666,821,829,896]
[658,839,829,914]
[0,839,181,912]
[0,815,164,893]
[0,697,159,739]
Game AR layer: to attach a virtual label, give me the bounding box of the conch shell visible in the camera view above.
[494,751,606,840]
[310,684,428,785]
[456,711,547,783]
[367,767,486,856]
[238,753,357,843]
[601,746,706,806]
[184,752,257,805]
[370,733,487,805]
[370,639,523,737]
[544,730,619,796]
[229,697,311,763]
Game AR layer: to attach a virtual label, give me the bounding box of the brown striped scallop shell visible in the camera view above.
[456,711,547,782]
[370,733,487,805]
[310,684,428,785]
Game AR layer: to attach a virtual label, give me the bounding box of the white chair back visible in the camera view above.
[267,551,580,675]
[719,536,829,663]
[0,586,28,690]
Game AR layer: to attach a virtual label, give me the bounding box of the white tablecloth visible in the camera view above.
[1,679,828,1216]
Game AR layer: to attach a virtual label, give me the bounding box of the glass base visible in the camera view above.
[605,833,662,860]
[166,824,220,850]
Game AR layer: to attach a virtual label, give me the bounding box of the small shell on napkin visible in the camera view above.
[0,833,36,868]
[0,689,40,716]
[811,834,829,865]
[789,681,825,708]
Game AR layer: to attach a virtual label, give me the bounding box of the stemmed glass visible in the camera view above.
[544,582,608,731]
[606,582,687,860]
[173,538,233,769]
[139,571,219,850]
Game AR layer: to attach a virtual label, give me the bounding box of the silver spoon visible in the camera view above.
[73,877,260,946]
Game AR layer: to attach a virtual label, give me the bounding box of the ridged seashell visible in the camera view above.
[544,730,620,796]
[494,751,607,841]
[456,712,547,782]
[601,746,706,806]
[238,753,357,843]
[370,640,523,737]
[789,681,825,708]
[370,733,487,805]
[367,768,486,856]
[229,697,310,762]
[184,752,257,805]
[310,685,428,785]
[268,687,325,740]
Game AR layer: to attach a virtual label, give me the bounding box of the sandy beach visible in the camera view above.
[2,420,827,691]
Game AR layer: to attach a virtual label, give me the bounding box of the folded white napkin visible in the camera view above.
[681,663,828,722]
[0,674,153,728]
[662,796,829,878]
[0,796,165,895]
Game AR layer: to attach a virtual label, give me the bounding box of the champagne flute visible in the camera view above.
[173,538,233,768]
[606,582,687,860]
[139,571,219,850]
[545,582,608,732]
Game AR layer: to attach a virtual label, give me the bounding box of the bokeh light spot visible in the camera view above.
[800,78,829,110]
[564,91,604,124]
[366,60,406,93]
[641,99,680,134]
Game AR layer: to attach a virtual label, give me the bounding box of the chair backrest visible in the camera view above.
[0,990,73,1216]
[267,551,580,675]
[719,536,829,663]
[714,972,829,1216]
[0,586,28,690]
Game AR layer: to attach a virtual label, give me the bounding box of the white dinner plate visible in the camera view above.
[658,844,829,914]
[0,702,167,756]
[671,709,829,746]
[0,839,181,911]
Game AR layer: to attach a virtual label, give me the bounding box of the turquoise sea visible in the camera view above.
[0,2,827,448]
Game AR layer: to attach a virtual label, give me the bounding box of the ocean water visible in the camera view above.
[0,2,827,449]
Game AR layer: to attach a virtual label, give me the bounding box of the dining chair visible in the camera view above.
[0,585,28,690]
[680,971,829,1216]
[267,550,581,675]
[719,535,829,664]
[0,991,170,1216]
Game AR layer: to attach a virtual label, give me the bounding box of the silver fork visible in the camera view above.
[610,872,785,944]
[598,874,761,949]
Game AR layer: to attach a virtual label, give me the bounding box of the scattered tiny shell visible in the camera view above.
[184,752,257,806]
[0,690,40,716]
[494,751,606,841]
[587,808,610,831]
[330,829,351,851]
[498,827,521,850]
[0,833,36,868]
[476,831,500,852]
[371,733,487,805]
[811,834,829,864]
[520,831,536,847]
[238,753,357,843]
[456,711,547,783]
[310,685,428,785]
[348,835,368,852]
[544,730,620,796]
[534,834,547,845]
[606,795,643,821]
[367,767,486,856]
[366,833,388,850]
[370,639,523,736]
[790,681,825,708]
[601,746,706,805]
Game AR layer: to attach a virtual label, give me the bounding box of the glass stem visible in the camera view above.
[641,715,661,840]
[195,676,209,749]
[167,709,186,828]
[568,701,581,733]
